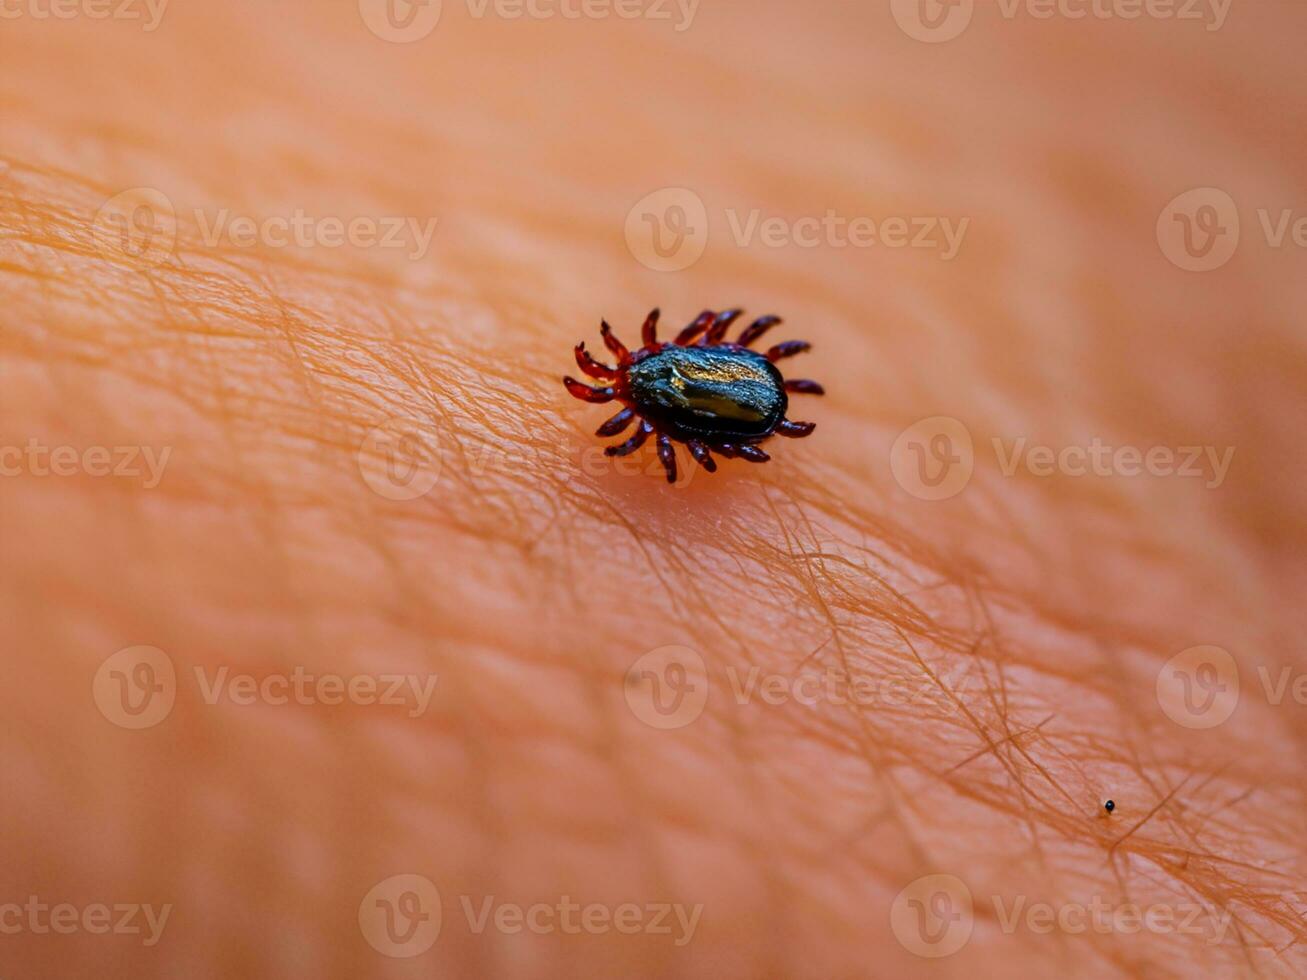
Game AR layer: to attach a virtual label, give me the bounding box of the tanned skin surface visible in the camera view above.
[1,2,1305,977]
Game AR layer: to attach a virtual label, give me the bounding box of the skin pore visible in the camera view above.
[2,1,1306,977]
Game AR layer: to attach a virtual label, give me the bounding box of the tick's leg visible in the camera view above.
[686,440,717,472]
[703,308,743,345]
[736,315,782,348]
[564,377,616,403]
[784,379,824,395]
[735,444,771,462]
[596,407,635,437]
[599,320,629,361]
[575,343,618,380]
[656,432,678,484]
[674,310,715,345]
[715,444,739,458]
[777,420,816,438]
[641,307,661,347]
[767,340,811,362]
[605,419,653,456]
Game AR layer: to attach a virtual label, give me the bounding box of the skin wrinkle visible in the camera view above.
[2,5,1306,979]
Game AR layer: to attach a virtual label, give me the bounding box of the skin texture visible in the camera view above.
[1,1,1306,977]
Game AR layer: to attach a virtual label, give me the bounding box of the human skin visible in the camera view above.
[1,0,1306,977]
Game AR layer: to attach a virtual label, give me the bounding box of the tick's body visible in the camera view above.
[564,308,823,482]
[626,344,787,442]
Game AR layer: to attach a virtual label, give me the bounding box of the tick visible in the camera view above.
[563,308,824,483]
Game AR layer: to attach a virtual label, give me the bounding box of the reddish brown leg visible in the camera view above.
[574,343,618,380]
[737,315,782,348]
[703,308,743,344]
[767,340,811,362]
[596,407,635,436]
[686,440,717,472]
[777,420,816,437]
[605,420,653,456]
[674,310,715,345]
[735,444,770,462]
[599,320,629,360]
[656,432,678,483]
[784,379,824,395]
[563,377,616,402]
[641,308,661,347]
